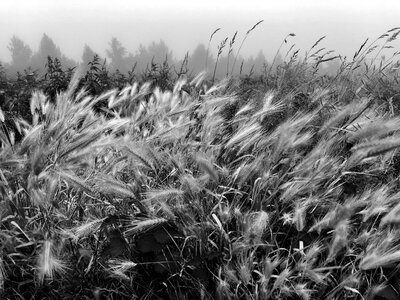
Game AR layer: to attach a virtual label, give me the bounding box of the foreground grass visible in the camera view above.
[2,39,400,299]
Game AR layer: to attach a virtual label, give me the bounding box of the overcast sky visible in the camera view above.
[1,0,400,63]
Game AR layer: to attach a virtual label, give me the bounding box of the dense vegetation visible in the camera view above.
[1,27,400,299]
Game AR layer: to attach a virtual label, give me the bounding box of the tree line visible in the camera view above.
[2,34,340,80]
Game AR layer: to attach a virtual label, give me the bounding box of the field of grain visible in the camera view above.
[1,28,400,300]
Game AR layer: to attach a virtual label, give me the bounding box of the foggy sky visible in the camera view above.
[1,0,400,63]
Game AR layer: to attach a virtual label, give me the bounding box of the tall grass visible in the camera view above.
[1,29,400,299]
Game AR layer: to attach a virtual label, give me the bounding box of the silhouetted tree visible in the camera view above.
[106,37,128,73]
[60,54,77,70]
[147,40,174,63]
[30,33,62,70]
[7,36,32,74]
[134,44,150,72]
[81,44,98,72]
[125,53,137,72]
[188,43,214,75]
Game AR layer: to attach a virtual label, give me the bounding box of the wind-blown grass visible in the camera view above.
[1,29,400,299]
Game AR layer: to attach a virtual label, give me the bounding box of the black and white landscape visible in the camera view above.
[1,1,400,299]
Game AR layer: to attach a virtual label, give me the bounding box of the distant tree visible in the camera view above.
[41,33,62,58]
[106,37,128,73]
[236,51,268,76]
[253,51,267,74]
[134,44,150,72]
[7,36,32,73]
[60,54,77,70]
[125,53,137,72]
[147,40,174,63]
[81,44,98,72]
[82,45,97,64]
[241,55,255,75]
[131,41,175,74]
[188,43,214,75]
[30,33,63,71]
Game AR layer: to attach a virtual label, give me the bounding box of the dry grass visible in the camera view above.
[1,28,400,299]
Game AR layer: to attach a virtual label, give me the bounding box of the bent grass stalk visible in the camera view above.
[231,20,264,75]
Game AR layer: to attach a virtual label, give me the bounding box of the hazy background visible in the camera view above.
[1,0,400,75]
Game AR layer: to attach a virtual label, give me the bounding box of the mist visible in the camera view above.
[1,0,400,75]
